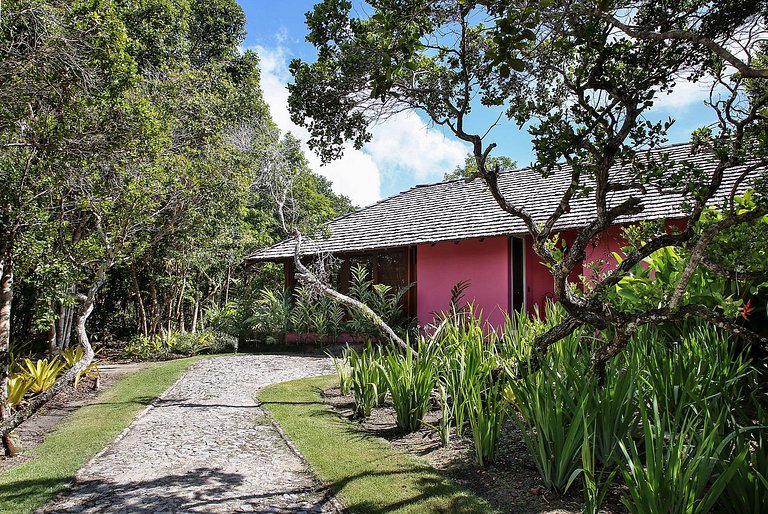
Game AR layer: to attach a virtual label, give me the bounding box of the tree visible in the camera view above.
[288,0,768,373]
[0,0,151,454]
[444,153,516,181]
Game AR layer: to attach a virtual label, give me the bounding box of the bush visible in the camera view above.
[122,330,236,361]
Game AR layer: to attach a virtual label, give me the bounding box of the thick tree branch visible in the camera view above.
[293,233,415,357]
[602,13,768,79]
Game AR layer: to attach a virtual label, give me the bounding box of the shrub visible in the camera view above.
[250,288,291,343]
[380,339,438,432]
[17,357,67,394]
[122,334,167,361]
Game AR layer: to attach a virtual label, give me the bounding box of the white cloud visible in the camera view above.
[651,77,712,112]
[367,112,469,181]
[253,42,469,206]
[255,44,382,206]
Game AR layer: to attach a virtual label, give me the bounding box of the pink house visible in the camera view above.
[247,144,748,330]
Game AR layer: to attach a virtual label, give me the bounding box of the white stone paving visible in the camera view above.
[41,355,338,514]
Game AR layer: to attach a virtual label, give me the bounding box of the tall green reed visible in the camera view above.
[380,338,439,432]
[348,343,388,417]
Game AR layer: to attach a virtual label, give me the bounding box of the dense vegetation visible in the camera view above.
[289,0,768,369]
[0,0,351,453]
[334,301,767,513]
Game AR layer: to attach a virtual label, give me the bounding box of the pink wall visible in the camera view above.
[417,238,510,329]
[583,225,627,289]
[524,232,584,315]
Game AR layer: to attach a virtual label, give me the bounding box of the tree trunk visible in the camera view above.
[191,295,199,334]
[176,269,187,332]
[224,266,231,306]
[131,265,148,337]
[0,251,17,456]
[148,279,160,336]
[47,322,57,356]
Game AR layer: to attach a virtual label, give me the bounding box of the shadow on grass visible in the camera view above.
[260,382,492,513]
[4,467,336,514]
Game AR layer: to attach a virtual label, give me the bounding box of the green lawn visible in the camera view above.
[258,375,496,514]
[0,355,210,514]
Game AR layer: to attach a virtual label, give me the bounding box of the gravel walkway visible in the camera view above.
[41,355,338,514]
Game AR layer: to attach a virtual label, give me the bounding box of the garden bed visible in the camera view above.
[322,386,629,514]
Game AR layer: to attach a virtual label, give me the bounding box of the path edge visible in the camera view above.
[71,357,212,482]
[260,376,347,514]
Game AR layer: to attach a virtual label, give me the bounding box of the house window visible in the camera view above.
[377,250,408,289]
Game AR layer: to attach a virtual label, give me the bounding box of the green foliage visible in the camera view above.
[380,339,439,432]
[345,264,413,339]
[466,374,507,466]
[60,347,101,389]
[17,357,67,394]
[7,376,32,409]
[250,288,292,344]
[443,154,517,181]
[329,346,352,396]
[121,329,235,361]
[506,337,593,493]
[122,335,167,361]
[716,426,768,513]
[348,343,388,417]
[619,400,748,514]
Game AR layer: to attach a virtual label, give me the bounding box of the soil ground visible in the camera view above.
[323,386,629,514]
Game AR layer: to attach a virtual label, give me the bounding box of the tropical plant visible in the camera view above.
[467,374,507,466]
[17,357,67,394]
[251,288,292,343]
[122,335,168,361]
[716,426,768,514]
[61,347,101,389]
[7,376,31,408]
[436,306,492,438]
[619,400,748,514]
[290,286,315,338]
[506,334,594,493]
[330,347,352,396]
[348,343,388,417]
[380,339,438,432]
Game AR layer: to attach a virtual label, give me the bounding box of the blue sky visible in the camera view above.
[237,1,719,206]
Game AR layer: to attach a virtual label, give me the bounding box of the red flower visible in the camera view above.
[741,299,753,320]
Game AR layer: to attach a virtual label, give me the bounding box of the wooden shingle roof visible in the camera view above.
[247,143,755,262]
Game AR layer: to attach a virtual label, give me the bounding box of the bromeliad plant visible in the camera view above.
[17,357,67,394]
[61,346,101,389]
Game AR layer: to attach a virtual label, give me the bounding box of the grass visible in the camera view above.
[0,355,210,514]
[258,375,497,514]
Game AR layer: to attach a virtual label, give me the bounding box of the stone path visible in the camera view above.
[41,355,338,514]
